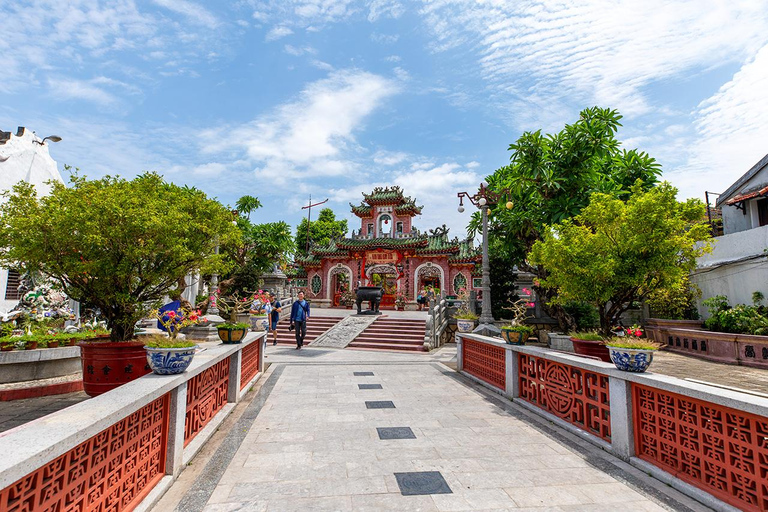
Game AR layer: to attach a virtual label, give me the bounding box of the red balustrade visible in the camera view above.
[240,339,261,391]
[462,338,506,390]
[0,395,169,512]
[633,384,768,512]
[184,358,229,446]
[518,353,611,442]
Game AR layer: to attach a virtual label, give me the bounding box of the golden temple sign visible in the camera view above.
[365,250,399,264]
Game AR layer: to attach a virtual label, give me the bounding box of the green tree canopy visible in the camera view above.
[235,195,262,220]
[0,172,240,341]
[219,210,294,296]
[472,106,663,329]
[528,182,712,336]
[295,208,348,255]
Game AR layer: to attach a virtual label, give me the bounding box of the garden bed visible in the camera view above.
[0,346,81,384]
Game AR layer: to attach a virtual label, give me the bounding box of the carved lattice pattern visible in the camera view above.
[453,273,467,294]
[518,353,611,442]
[462,338,505,390]
[310,274,322,296]
[633,384,768,512]
[240,339,260,390]
[185,358,229,446]
[0,395,169,512]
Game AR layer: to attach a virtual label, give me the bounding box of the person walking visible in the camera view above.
[269,292,282,345]
[417,287,427,311]
[290,291,310,349]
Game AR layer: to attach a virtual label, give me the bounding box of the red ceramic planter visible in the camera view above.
[570,337,611,362]
[78,340,152,397]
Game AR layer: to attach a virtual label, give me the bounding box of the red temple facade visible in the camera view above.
[294,186,481,309]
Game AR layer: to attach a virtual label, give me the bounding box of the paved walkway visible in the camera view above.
[153,345,705,512]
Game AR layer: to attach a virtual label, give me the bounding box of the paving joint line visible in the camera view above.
[431,362,709,512]
[173,364,286,512]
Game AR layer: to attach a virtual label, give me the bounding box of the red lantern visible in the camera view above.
[384,219,389,224]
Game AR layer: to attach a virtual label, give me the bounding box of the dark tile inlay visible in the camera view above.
[365,400,395,409]
[358,383,383,390]
[394,471,452,496]
[354,371,374,376]
[377,427,415,440]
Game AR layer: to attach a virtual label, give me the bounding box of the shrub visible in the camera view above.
[647,279,701,320]
[603,338,662,350]
[217,322,250,330]
[703,295,768,335]
[562,301,599,330]
[568,331,604,341]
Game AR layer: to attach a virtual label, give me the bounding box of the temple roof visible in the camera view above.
[350,186,423,217]
[448,239,481,264]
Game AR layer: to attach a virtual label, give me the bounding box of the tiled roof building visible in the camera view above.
[293,187,480,308]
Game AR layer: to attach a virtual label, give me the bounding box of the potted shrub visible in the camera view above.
[395,293,407,311]
[144,306,200,375]
[501,325,534,345]
[0,339,14,352]
[217,322,250,343]
[453,288,478,332]
[501,298,535,345]
[248,290,271,331]
[0,172,240,396]
[340,290,356,309]
[604,336,662,372]
[569,331,611,362]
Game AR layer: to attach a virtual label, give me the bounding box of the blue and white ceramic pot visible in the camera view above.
[606,346,655,373]
[456,319,475,333]
[250,315,269,332]
[145,345,198,375]
[501,329,529,345]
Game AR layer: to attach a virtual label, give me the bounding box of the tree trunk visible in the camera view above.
[109,316,138,341]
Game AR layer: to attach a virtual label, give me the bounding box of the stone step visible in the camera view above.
[347,341,425,352]
[352,337,424,345]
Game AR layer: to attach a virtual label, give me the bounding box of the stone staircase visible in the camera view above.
[348,317,427,352]
[272,316,342,346]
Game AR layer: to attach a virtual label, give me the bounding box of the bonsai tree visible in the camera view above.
[0,172,240,341]
[529,182,711,337]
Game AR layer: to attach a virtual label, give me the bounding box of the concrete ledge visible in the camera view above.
[132,475,175,512]
[0,346,80,363]
[0,346,82,384]
[239,370,264,401]
[0,331,267,489]
[458,332,768,418]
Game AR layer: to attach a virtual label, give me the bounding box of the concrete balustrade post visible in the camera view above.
[166,381,187,477]
[228,350,242,404]
[456,334,463,371]
[608,376,634,461]
[259,337,266,373]
[506,348,519,399]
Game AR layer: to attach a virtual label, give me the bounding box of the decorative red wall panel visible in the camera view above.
[240,339,260,390]
[462,338,506,390]
[184,358,229,446]
[0,394,169,512]
[633,384,768,512]
[518,353,611,442]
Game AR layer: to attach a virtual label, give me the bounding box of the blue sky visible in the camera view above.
[2,1,768,238]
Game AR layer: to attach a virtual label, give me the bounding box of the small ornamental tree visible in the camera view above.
[0,172,240,341]
[528,182,712,337]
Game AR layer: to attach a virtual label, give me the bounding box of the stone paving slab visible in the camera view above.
[167,360,700,512]
[0,391,88,433]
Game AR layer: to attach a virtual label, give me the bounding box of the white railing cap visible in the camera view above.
[0,332,266,489]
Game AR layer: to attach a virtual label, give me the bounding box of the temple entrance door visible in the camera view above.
[332,273,348,307]
[371,272,397,309]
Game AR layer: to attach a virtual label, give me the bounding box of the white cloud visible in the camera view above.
[384,55,401,62]
[418,1,768,118]
[371,32,399,44]
[151,0,219,28]
[367,0,404,22]
[202,69,400,184]
[373,150,408,166]
[266,26,294,41]
[49,78,118,106]
[284,45,316,56]
[667,43,768,200]
[191,162,228,176]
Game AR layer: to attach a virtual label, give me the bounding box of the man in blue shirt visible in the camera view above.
[290,291,310,349]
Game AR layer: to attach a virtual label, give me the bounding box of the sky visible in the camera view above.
[2,0,768,239]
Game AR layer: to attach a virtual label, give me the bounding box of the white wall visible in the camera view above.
[720,165,768,235]
[691,224,768,318]
[0,127,64,309]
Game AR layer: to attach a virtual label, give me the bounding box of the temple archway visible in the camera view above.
[327,264,353,305]
[413,262,444,301]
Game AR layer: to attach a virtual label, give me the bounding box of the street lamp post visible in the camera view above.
[457,182,501,337]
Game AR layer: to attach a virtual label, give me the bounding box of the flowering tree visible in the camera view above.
[529,183,712,337]
[151,307,202,340]
[0,172,240,341]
